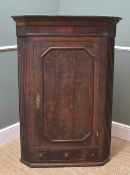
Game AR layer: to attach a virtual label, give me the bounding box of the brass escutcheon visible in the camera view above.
[36,93,40,109]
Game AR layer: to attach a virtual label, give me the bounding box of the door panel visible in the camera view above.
[42,48,93,142]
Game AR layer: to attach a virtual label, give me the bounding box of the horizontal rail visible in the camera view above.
[0,45,17,52]
[114,46,130,52]
[0,45,130,52]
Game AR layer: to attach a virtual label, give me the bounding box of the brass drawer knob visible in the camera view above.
[90,153,95,157]
[37,151,46,161]
[64,152,69,158]
[39,153,43,158]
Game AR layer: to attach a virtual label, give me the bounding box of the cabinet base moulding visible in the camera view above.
[20,157,110,168]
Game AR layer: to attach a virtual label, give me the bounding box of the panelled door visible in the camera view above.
[32,37,101,149]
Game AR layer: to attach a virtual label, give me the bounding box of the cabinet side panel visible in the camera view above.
[97,38,108,161]
[18,37,29,161]
[103,37,115,159]
[97,37,115,161]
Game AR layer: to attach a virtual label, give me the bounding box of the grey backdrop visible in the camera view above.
[0,0,130,129]
[0,0,59,46]
[0,0,59,129]
[58,0,130,125]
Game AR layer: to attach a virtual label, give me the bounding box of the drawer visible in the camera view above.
[36,148,98,163]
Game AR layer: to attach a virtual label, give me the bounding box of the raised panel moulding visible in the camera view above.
[41,46,94,142]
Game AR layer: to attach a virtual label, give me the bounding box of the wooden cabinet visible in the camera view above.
[12,16,121,167]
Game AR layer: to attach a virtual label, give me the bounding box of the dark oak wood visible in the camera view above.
[12,15,121,167]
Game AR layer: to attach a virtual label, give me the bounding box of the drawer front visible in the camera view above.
[36,148,98,163]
